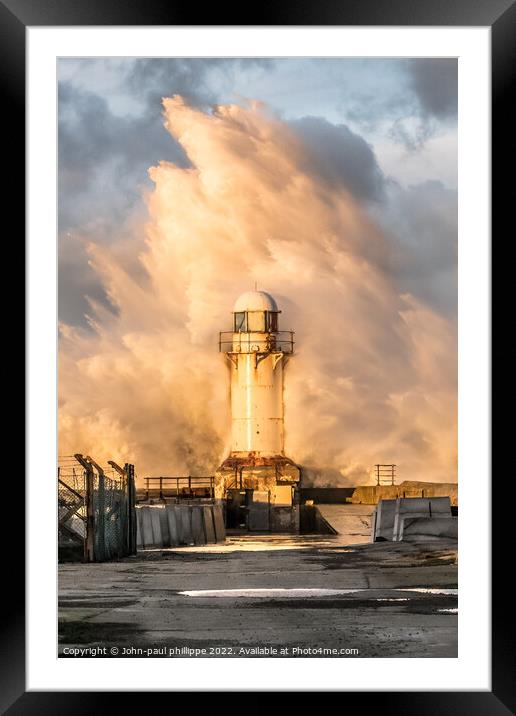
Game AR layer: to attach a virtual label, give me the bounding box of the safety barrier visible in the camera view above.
[136,503,226,548]
[372,496,453,542]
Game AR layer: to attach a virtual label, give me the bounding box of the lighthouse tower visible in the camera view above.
[216,290,300,529]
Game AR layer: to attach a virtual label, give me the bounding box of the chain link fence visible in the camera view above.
[58,455,137,562]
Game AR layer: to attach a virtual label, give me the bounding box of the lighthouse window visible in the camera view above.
[268,312,278,332]
[247,311,266,332]
[234,312,247,332]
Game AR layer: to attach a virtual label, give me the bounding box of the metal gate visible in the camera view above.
[58,455,137,562]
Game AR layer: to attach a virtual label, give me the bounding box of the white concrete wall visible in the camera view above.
[136,503,226,549]
[373,497,453,542]
[400,516,458,541]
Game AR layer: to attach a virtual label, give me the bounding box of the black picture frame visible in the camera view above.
[8,0,512,709]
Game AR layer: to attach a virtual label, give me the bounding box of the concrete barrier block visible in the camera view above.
[136,508,143,548]
[180,505,193,545]
[392,497,452,540]
[374,497,452,541]
[202,506,216,543]
[140,506,155,548]
[427,497,452,515]
[400,516,458,541]
[397,497,450,515]
[374,499,397,541]
[158,506,170,548]
[166,504,180,546]
[212,504,226,542]
[191,506,206,545]
[398,497,432,513]
[150,507,163,547]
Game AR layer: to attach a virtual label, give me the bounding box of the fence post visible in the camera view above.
[125,463,137,555]
[75,454,95,562]
[87,456,107,561]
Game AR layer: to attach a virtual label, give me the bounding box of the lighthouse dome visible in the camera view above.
[233,290,278,313]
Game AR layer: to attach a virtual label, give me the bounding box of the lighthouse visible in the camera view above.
[216,290,301,532]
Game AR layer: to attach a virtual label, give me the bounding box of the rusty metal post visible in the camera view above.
[125,463,137,555]
[75,454,95,562]
[109,460,132,556]
[87,456,106,561]
[108,460,126,480]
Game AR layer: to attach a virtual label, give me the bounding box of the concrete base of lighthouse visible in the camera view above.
[215,454,301,533]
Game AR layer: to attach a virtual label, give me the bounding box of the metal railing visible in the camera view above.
[143,476,215,500]
[219,331,294,354]
[375,464,396,486]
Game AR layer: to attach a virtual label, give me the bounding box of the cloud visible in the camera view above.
[59,97,457,486]
[290,116,385,202]
[385,60,457,151]
[408,59,458,120]
[344,59,457,152]
[126,58,272,115]
[369,180,457,315]
[57,59,272,327]
[58,80,190,326]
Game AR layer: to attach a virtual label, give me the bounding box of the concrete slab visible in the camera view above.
[180,506,193,545]
[317,505,374,544]
[158,507,170,548]
[150,508,163,547]
[191,507,206,546]
[374,497,452,542]
[212,504,225,542]
[136,508,143,549]
[166,505,180,547]
[202,506,216,543]
[140,507,155,548]
[393,497,451,541]
[373,499,396,541]
[400,517,458,541]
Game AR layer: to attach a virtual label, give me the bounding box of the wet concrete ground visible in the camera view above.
[59,535,458,658]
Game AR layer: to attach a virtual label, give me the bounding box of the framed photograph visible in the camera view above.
[9,0,511,707]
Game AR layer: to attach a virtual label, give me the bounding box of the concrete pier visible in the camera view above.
[59,536,458,658]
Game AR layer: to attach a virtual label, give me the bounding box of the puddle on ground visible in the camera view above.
[399,588,458,595]
[179,587,457,600]
[156,537,344,554]
[179,588,364,598]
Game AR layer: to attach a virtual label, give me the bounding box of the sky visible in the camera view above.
[58,58,457,484]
